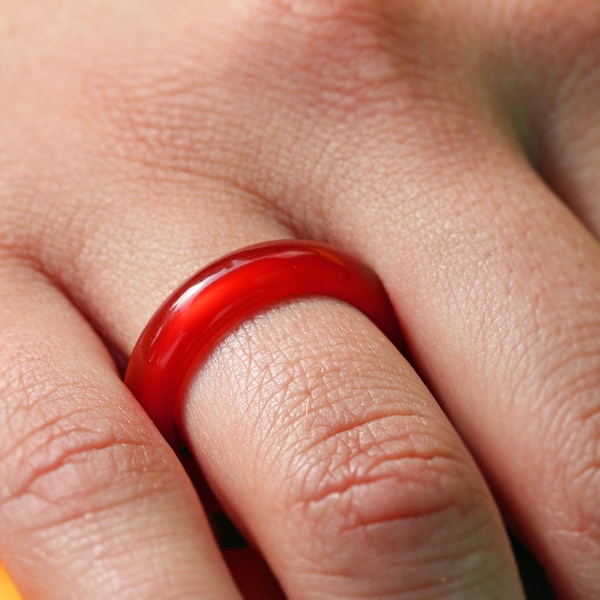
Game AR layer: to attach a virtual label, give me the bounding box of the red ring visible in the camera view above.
[125,240,402,449]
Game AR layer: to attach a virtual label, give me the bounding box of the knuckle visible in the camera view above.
[0,344,163,533]
[268,0,379,20]
[556,405,600,548]
[518,311,600,552]
[288,418,482,536]
[77,0,438,173]
[505,277,600,413]
[231,303,489,538]
[249,0,433,104]
[278,405,502,594]
[2,407,156,534]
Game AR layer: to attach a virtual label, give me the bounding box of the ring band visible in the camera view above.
[125,240,402,449]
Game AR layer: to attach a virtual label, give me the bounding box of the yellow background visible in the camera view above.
[0,563,21,600]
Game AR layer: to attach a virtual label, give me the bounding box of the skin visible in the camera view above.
[0,0,599,597]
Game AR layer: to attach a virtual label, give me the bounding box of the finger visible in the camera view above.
[182,296,524,598]
[0,260,241,599]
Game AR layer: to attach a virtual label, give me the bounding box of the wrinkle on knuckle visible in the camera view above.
[279,416,501,592]
[282,405,480,536]
[2,408,160,534]
[315,448,473,533]
[0,345,163,533]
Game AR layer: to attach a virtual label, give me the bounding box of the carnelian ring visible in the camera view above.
[125,240,402,449]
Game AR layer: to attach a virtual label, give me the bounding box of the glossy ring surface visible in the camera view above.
[125,239,402,449]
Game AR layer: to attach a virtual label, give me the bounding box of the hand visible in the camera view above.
[0,1,599,598]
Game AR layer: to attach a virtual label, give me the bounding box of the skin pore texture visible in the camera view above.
[0,0,599,598]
